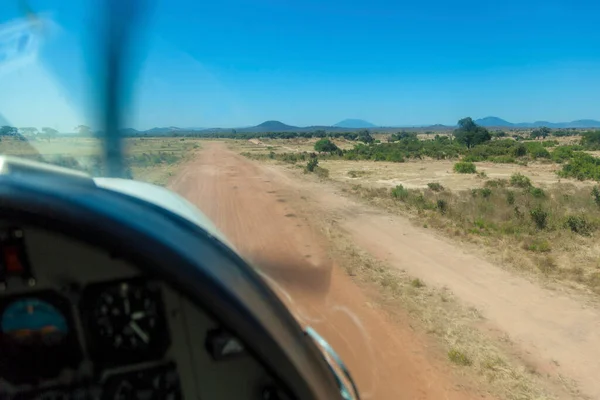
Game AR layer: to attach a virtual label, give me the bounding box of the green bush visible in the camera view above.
[523,238,551,253]
[448,349,472,366]
[529,187,546,198]
[436,199,448,214]
[471,188,492,198]
[525,142,551,159]
[306,158,319,172]
[391,185,409,200]
[506,190,515,205]
[314,138,340,153]
[510,173,532,188]
[564,215,594,236]
[427,182,444,192]
[558,152,600,181]
[454,162,477,174]
[530,206,549,230]
[592,186,600,207]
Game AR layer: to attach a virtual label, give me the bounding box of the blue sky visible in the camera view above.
[0,0,599,130]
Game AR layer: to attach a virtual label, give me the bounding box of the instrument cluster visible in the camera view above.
[0,277,181,400]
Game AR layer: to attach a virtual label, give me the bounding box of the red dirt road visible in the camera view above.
[169,142,479,400]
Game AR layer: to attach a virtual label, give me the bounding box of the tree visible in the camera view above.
[75,125,92,135]
[0,126,18,136]
[19,127,38,136]
[453,117,491,148]
[314,138,340,153]
[41,127,59,137]
[531,127,551,139]
[357,129,374,144]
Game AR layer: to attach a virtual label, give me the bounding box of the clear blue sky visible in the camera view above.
[0,0,599,130]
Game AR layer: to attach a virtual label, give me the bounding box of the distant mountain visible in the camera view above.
[238,120,300,133]
[475,117,514,127]
[143,126,186,135]
[475,116,600,128]
[334,119,376,128]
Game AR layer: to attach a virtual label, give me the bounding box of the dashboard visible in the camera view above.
[0,225,283,400]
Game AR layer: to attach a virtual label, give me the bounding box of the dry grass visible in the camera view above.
[340,179,600,297]
[319,216,574,400]
[0,136,201,186]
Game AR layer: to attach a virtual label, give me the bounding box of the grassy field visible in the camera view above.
[232,137,600,298]
[0,137,201,186]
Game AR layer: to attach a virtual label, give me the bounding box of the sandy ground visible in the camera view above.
[169,142,481,400]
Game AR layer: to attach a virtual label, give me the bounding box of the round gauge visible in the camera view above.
[102,364,181,400]
[81,279,170,365]
[0,291,82,384]
[2,299,68,346]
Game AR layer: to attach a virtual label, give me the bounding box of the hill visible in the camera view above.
[476,116,600,128]
[475,117,514,127]
[334,119,376,128]
[239,121,300,133]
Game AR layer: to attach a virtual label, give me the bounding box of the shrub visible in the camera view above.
[427,182,444,192]
[314,138,340,153]
[522,238,551,253]
[551,146,575,163]
[436,199,448,214]
[391,185,409,200]
[558,152,600,181]
[530,206,549,230]
[542,140,559,147]
[473,188,493,198]
[526,143,551,159]
[506,190,515,205]
[511,144,527,157]
[454,162,477,174]
[510,173,532,188]
[564,215,594,236]
[529,187,546,198]
[410,278,425,288]
[306,158,319,172]
[592,186,600,207]
[448,349,472,366]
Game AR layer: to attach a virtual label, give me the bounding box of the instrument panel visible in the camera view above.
[0,226,279,400]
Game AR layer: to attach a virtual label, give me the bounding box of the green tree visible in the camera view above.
[19,127,38,136]
[0,126,18,136]
[314,138,340,153]
[357,129,374,144]
[453,117,491,148]
[531,127,551,139]
[41,127,59,137]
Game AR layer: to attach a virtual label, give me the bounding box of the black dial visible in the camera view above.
[81,278,170,366]
[101,364,182,400]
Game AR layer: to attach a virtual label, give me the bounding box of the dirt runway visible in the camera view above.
[169,142,478,400]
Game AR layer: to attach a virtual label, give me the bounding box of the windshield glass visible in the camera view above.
[2,1,600,399]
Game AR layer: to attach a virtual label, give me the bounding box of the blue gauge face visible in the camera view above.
[1,298,68,345]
